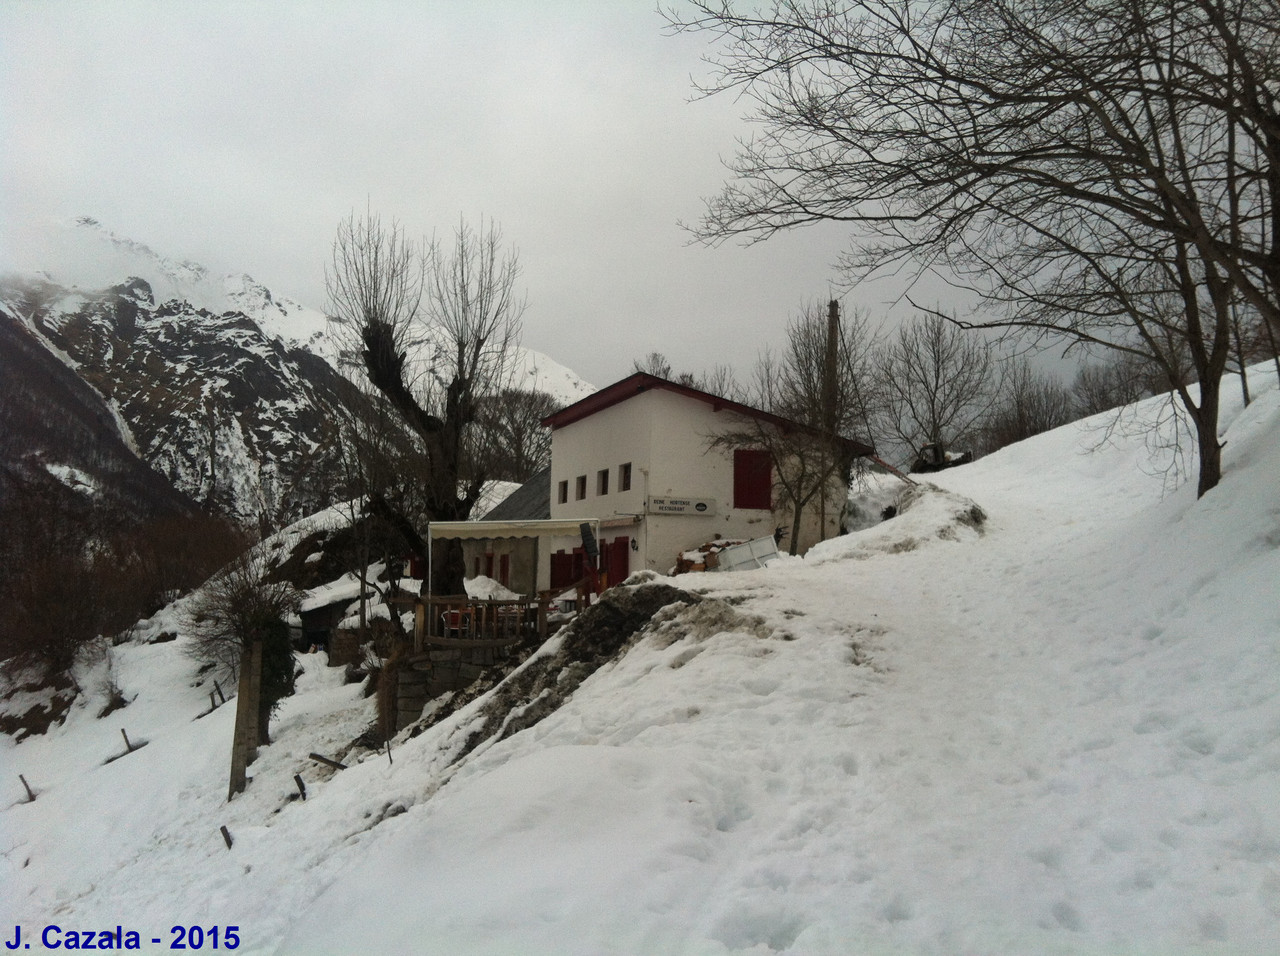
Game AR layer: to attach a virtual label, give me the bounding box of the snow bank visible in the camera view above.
[807,481,986,564]
[3,368,1278,955]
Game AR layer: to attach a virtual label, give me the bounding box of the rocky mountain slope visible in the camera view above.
[1,271,355,527]
[0,218,596,529]
[0,305,200,540]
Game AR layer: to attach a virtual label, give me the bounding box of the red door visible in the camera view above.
[603,536,629,586]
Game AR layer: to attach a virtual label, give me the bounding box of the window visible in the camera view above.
[575,475,587,500]
[597,468,609,496]
[733,449,772,509]
[558,480,568,504]
[619,462,632,492]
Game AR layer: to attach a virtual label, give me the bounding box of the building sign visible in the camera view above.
[647,496,717,516]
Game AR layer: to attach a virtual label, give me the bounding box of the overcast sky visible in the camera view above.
[1,0,928,388]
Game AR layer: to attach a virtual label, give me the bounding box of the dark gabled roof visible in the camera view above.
[540,372,874,457]
[482,467,551,521]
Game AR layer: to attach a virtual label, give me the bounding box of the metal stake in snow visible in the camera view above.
[19,774,36,803]
[308,752,347,771]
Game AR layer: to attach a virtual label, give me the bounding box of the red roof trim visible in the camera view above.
[541,372,874,457]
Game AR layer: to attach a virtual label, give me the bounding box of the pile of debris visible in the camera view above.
[674,538,747,574]
[674,535,781,574]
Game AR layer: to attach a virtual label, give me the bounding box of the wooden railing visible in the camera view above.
[412,595,554,653]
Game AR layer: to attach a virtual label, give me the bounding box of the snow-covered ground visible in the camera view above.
[3,370,1278,955]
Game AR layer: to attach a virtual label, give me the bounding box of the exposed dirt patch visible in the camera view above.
[412,583,701,768]
[646,596,772,649]
[0,671,77,741]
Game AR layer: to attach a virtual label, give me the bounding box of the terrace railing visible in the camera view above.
[412,594,553,653]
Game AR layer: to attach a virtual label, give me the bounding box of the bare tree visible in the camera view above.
[980,358,1075,455]
[713,299,877,552]
[667,0,1280,496]
[697,363,742,400]
[474,388,559,482]
[633,351,674,379]
[328,383,429,639]
[1071,354,1164,419]
[632,351,743,397]
[874,315,995,467]
[327,212,527,593]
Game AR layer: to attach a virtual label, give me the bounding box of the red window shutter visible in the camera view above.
[733,449,772,509]
[550,551,575,589]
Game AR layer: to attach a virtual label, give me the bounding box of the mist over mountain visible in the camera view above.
[0,217,595,530]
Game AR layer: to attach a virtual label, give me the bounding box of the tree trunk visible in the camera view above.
[256,681,273,746]
[431,536,467,595]
[788,503,804,557]
[1192,378,1223,499]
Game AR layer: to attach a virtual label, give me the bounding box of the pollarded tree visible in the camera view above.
[186,551,299,749]
[326,212,526,593]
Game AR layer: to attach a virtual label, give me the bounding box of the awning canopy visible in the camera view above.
[427,518,598,542]
[424,518,602,601]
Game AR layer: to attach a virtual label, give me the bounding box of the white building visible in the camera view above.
[429,372,872,596]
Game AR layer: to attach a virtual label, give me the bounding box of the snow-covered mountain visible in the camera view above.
[3,368,1277,954]
[25,217,334,357]
[0,218,596,526]
[0,270,355,526]
[0,304,200,537]
[24,217,597,406]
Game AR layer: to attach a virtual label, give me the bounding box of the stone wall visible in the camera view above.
[394,644,505,731]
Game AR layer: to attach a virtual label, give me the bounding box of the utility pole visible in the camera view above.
[822,299,839,434]
[819,299,841,538]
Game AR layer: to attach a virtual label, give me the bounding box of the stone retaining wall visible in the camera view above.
[395,644,505,731]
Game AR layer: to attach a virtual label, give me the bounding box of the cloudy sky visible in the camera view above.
[0,0,926,387]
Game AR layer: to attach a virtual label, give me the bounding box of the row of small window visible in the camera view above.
[558,462,632,503]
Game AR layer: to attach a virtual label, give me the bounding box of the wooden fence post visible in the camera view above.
[227,640,262,801]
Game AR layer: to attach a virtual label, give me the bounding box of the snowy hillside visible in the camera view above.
[3,371,1278,955]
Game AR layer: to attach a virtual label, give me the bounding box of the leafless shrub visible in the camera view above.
[185,551,299,744]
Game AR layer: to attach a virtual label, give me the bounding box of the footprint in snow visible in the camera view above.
[1051,901,1084,932]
